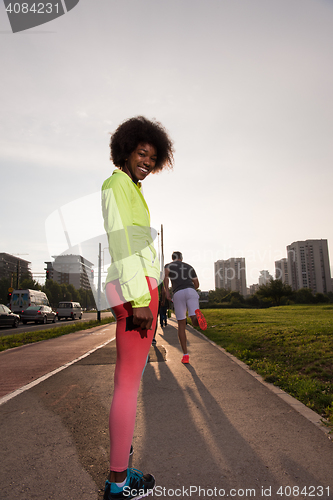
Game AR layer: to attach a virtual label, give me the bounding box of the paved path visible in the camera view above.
[0,318,332,500]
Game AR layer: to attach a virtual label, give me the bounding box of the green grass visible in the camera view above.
[193,305,333,426]
[0,317,115,352]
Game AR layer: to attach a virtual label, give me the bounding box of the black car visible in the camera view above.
[0,304,20,328]
[20,305,57,325]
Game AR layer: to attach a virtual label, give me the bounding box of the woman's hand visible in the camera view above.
[133,306,154,330]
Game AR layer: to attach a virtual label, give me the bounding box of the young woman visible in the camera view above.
[102,116,173,500]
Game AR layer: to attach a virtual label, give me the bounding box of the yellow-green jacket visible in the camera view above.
[102,169,160,308]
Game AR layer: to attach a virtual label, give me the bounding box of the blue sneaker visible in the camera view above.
[104,468,155,499]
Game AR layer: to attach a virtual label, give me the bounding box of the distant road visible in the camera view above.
[0,311,114,337]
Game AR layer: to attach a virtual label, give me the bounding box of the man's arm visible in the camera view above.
[190,266,199,290]
[164,267,172,301]
[192,277,199,289]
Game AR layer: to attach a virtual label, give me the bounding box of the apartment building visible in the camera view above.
[258,270,273,286]
[275,258,289,284]
[214,258,247,296]
[45,254,94,291]
[249,283,260,295]
[0,253,31,282]
[287,239,332,294]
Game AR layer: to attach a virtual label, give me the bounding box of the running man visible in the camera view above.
[164,251,207,364]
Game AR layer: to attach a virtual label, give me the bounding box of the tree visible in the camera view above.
[77,287,96,310]
[0,277,11,304]
[66,284,80,302]
[208,288,229,304]
[19,277,41,291]
[43,279,63,307]
[257,279,292,306]
[221,291,245,304]
[42,279,96,309]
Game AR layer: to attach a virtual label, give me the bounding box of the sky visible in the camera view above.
[1,0,333,293]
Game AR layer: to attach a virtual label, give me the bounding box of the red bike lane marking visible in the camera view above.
[0,323,116,403]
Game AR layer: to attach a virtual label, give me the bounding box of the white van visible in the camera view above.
[56,301,82,320]
[10,289,50,314]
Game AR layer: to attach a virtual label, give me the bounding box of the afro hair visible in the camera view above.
[110,116,174,173]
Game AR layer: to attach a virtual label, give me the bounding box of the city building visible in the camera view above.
[214,258,247,296]
[0,253,31,284]
[249,283,260,295]
[275,258,289,284]
[287,239,332,294]
[258,270,273,287]
[45,254,94,291]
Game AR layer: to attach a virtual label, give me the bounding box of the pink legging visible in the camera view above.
[105,276,158,472]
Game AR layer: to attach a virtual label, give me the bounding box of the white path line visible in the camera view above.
[0,336,116,407]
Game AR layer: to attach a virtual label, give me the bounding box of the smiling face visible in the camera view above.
[123,143,157,184]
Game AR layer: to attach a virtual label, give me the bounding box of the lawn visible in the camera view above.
[0,317,114,352]
[196,305,333,426]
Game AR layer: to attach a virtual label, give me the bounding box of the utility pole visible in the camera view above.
[161,224,164,270]
[11,254,29,288]
[16,261,20,288]
[97,243,101,321]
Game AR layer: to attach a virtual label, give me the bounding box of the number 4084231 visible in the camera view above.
[5,3,60,14]
[276,486,330,497]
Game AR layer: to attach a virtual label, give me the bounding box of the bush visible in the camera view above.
[245,295,260,307]
[315,293,329,304]
[293,288,315,304]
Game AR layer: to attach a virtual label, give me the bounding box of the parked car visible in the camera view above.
[56,302,82,320]
[20,305,57,325]
[0,304,20,328]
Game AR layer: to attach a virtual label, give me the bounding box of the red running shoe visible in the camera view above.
[181,354,189,364]
[195,309,207,330]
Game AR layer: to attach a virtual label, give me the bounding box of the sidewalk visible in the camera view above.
[0,318,332,500]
